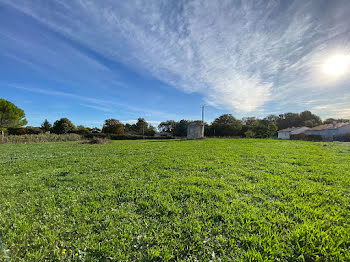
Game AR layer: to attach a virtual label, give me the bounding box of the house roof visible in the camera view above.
[308,122,350,131]
[278,126,308,132]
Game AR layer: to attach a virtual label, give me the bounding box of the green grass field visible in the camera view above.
[0,139,349,261]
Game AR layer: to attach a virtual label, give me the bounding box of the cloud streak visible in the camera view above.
[2,0,350,117]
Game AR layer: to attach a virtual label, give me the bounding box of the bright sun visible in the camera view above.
[323,54,350,76]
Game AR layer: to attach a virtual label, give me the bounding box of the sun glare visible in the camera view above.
[323,54,350,76]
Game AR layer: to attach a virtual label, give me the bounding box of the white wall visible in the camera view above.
[278,131,290,140]
[338,124,350,135]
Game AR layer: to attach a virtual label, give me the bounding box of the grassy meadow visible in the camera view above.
[0,139,349,261]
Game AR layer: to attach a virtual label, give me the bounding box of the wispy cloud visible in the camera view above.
[2,0,350,117]
[10,85,182,120]
[312,102,350,119]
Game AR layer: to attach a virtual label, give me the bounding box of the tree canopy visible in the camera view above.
[0,99,27,131]
[52,118,76,134]
[211,114,242,136]
[40,119,52,132]
[102,119,124,135]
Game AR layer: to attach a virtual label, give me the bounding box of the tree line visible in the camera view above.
[158,111,349,138]
[1,98,349,138]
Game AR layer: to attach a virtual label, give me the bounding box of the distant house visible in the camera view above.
[305,122,350,140]
[154,132,173,138]
[278,127,309,140]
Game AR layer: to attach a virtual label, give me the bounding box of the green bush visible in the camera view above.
[7,127,42,135]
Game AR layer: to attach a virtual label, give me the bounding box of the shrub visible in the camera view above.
[83,137,111,144]
[52,118,76,134]
[102,119,124,135]
[7,127,42,135]
[244,130,255,138]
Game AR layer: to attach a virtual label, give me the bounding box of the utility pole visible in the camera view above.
[201,104,205,123]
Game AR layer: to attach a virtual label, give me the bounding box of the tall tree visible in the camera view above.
[212,114,242,136]
[174,120,189,137]
[299,111,322,127]
[102,119,124,134]
[158,120,177,134]
[135,118,148,135]
[52,118,76,134]
[40,119,52,132]
[0,98,27,136]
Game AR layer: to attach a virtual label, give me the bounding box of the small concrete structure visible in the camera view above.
[278,127,309,140]
[187,122,204,140]
[305,122,350,140]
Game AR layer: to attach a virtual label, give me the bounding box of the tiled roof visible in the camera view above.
[308,122,350,131]
[278,126,307,132]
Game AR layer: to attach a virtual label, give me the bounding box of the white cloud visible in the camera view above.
[2,0,350,116]
[312,102,350,119]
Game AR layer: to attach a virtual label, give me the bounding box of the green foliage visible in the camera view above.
[52,118,76,134]
[244,129,255,138]
[158,120,177,134]
[323,118,350,124]
[212,114,242,136]
[1,139,349,261]
[102,119,124,135]
[0,98,27,130]
[144,125,157,136]
[125,118,156,136]
[277,111,322,129]
[40,119,52,132]
[135,118,148,135]
[174,120,189,137]
[7,127,42,135]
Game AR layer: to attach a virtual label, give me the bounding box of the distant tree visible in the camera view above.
[145,125,157,136]
[102,119,124,134]
[124,123,132,133]
[0,98,27,136]
[212,114,242,136]
[135,118,148,135]
[174,120,189,137]
[52,118,76,134]
[158,120,177,134]
[276,111,321,130]
[244,130,255,138]
[91,127,101,133]
[40,119,52,132]
[76,125,91,135]
[299,111,322,127]
[264,114,279,122]
[267,122,278,136]
[323,118,350,124]
[277,112,301,130]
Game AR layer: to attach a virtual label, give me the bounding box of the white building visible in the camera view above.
[305,122,350,140]
[278,127,310,140]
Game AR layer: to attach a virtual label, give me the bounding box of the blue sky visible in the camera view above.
[1,0,350,127]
